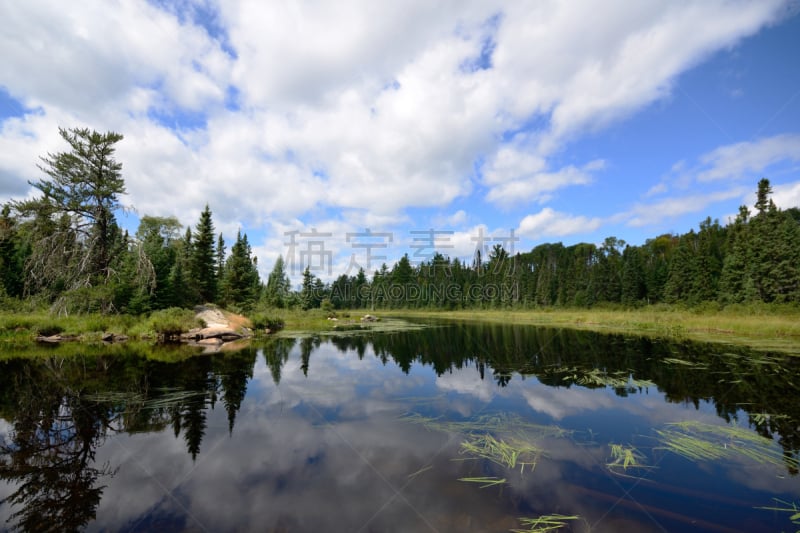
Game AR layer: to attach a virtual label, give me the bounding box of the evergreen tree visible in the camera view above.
[135,216,182,310]
[12,128,129,311]
[191,205,217,303]
[621,245,646,306]
[265,256,292,308]
[0,204,26,298]
[221,230,260,309]
[300,266,321,310]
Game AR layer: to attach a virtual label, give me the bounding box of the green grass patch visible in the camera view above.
[654,420,799,470]
[378,307,800,355]
[458,433,541,474]
[511,514,582,532]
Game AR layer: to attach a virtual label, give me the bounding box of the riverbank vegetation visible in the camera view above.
[1,127,799,349]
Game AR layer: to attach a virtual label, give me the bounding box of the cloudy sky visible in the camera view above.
[1,0,799,283]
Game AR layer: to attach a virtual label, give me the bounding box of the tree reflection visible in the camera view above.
[0,359,117,532]
[0,345,258,530]
[280,322,800,474]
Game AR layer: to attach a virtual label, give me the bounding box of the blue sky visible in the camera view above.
[1,1,799,284]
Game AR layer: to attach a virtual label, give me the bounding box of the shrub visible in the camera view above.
[249,312,285,332]
[148,308,202,337]
[33,321,64,337]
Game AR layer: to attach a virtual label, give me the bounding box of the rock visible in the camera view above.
[361,314,379,322]
[197,338,223,346]
[36,334,63,343]
[101,332,114,342]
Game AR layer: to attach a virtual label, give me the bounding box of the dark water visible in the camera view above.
[2,321,800,532]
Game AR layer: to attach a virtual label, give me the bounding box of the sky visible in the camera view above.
[1,0,799,284]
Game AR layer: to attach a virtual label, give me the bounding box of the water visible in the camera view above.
[1,321,799,532]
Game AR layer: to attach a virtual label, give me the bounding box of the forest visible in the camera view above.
[1,127,799,316]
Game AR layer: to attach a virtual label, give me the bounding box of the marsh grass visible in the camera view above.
[606,443,652,478]
[559,367,656,389]
[661,357,709,370]
[270,309,426,338]
[654,421,799,470]
[755,498,800,529]
[85,388,207,410]
[511,514,582,532]
[458,433,541,474]
[380,307,800,355]
[400,412,570,440]
[457,476,507,488]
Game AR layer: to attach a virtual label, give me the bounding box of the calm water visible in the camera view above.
[2,321,800,532]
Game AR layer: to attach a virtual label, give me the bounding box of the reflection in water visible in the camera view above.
[0,323,799,531]
[0,346,257,531]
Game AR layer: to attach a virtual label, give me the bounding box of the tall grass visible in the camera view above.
[382,305,800,354]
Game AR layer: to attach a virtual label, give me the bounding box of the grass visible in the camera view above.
[264,308,427,338]
[457,476,507,488]
[755,498,800,530]
[400,412,570,439]
[559,367,656,389]
[458,433,541,474]
[378,305,800,355]
[511,514,582,532]
[654,420,799,470]
[607,443,651,477]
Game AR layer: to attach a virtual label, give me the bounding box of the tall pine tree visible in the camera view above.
[191,205,217,303]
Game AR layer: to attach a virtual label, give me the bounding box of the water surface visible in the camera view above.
[1,322,799,532]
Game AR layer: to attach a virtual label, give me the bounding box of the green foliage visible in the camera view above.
[13,128,127,300]
[249,312,285,331]
[191,204,217,303]
[146,307,202,337]
[219,230,260,310]
[264,256,292,308]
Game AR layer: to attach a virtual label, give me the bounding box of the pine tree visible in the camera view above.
[265,256,292,308]
[191,205,217,303]
[221,230,260,309]
[12,128,128,310]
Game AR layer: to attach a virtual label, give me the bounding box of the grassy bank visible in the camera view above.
[376,305,800,355]
[3,304,799,355]
[0,307,203,343]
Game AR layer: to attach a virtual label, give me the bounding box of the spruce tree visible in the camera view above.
[191,205,217,303]
[221,230,260,309]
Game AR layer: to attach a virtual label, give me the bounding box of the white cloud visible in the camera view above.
[771,180,800,210]
[485,158,603,207]
[697,134,800,182]
[0,0,791,249]
[626,187,746,227]
[518,208,603,239]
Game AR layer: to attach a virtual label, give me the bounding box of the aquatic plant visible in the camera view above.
[400,411,570,440]
[511,514,581,532]
[654,420,799,470]
[457,476,507,488]
[559,366,656,389]
[607,443,648,472]
[755,498,800,530]
[661,357,708,370]
[458,433,541,474]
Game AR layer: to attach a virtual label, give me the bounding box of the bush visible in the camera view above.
[249,312,285,332]
[148,308,202,337]
[33,321,64,337]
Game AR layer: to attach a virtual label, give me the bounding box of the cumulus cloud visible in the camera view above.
[697,134,800,182]
[485,157,603,207]
[772,180,800,209]
[517,208,603,239]
[625,187,747,227]
[0,0,791,248]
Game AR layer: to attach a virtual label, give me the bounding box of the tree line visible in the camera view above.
[1,127,798,315]
[312,178,800,310]
[0,128,260,314]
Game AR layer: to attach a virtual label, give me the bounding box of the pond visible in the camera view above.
[2,321,800,532]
